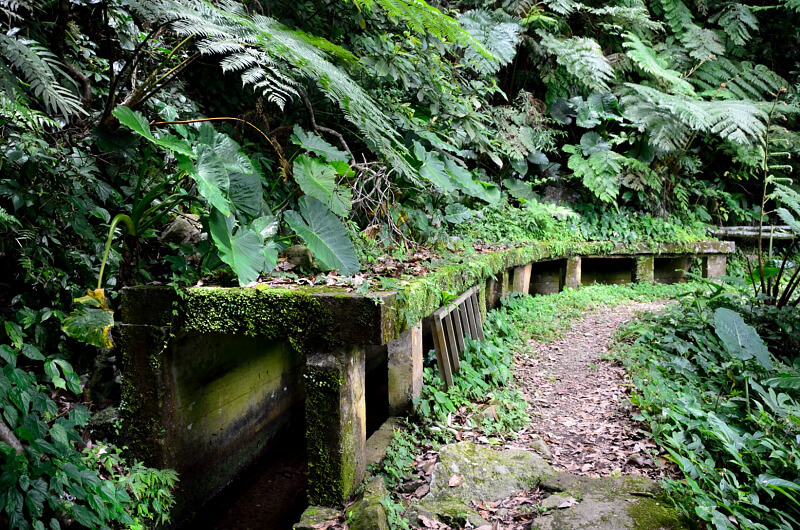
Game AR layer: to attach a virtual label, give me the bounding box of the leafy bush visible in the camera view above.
[615,285,800,529]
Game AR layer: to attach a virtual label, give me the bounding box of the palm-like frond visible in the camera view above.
[458,9,521,75]
[0,34,86,117]
[537,30,615,92]
[656,0,724,60]
[622,32,694,94]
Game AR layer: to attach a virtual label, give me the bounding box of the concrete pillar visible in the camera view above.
[306,345,366,506]
[512,263,532,294]
[387,323,423,415]
[703,255,727,278]
[633,256,655,284]
[500,269,510,299]
[565,257,582,290]
[485,277,501,310]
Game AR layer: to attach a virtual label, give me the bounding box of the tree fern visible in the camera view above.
[710,3,758,47]
[537,30,615,92]
[622,32,694,94]
[621,83,766,152]
[691,58,787,101]
[0,34,86,117]
[458,9,521,75]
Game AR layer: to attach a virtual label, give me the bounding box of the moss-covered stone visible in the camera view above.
[305,347,366,507]
[532,473,688,530]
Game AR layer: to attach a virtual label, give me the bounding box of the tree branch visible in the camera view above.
[297,87,354,160]
[0,418,24,454]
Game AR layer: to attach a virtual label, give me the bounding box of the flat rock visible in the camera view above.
[406,442,554,527]
[293,506,340,530]
[426,441,555,504]
[532,473,688,530]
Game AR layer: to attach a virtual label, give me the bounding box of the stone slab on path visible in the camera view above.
[404,442,687,530]
[533,473,688,530]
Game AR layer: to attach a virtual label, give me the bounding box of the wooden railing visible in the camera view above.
[431,285,485,388]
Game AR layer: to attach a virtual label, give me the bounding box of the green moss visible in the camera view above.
[181,287,331,352]
[305,362,346,506]
[628,496,687,530]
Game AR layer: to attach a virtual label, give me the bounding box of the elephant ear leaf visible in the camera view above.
[209,209,265,286]
[714,307,772,370]
[285,196,360,275]
[62,289,115,348]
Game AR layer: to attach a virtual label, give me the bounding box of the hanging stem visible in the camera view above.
[97,214,136,291]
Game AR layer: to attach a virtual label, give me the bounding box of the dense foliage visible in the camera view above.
[615,281,800,529]
[2,0,800,527]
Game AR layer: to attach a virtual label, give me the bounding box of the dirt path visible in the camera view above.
[508,300,674,480]
[394,300,679,529]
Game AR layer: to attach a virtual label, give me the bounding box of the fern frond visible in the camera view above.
[128,0,416,180]
[0,34,86,117]
[682,24,725,60]
[622,32,694,94]
[586,2,664,33]
[351,0,490,57]
[458,9,521,75]
[537,30,615,92]
[563,144,623,203]
[544,0,580,15]
[0,0,36,21]
[711,3,758,46]
[0,90,59,131]
[779,0,800,12]
[691,58,787,100]
[621,83,766,151]
[655,0,724,60]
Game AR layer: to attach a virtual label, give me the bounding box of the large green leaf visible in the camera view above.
[714,307,772,370]
[285,196,360,275]
[413,142,456,193]
[177,147,231,216]
[209,209,264,285]
[112,106,194,156]
[229,171,263,220]
[293,155,351,217]
[198,124,255,173]
[291,125,350,162]
[503,178,536,201]
[62,289,115,349]
[443,158,499,204]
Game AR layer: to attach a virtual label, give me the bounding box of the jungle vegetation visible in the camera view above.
[1,0,799,527]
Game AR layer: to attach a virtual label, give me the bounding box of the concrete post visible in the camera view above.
[500,269,510,299]
[387,322,423,415]
[512,263,532,294]
[633,256,655,284]
[306,345,366,506]
[565,257,582,290]
[485,277,501,310]
[703,255,727,278]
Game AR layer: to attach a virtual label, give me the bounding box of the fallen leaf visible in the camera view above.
[448,475,463,487]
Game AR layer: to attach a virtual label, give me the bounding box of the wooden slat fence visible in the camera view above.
[431,286,485,388]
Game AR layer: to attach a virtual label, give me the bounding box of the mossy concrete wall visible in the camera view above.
[120,323,303,521]
[119,239,734,517]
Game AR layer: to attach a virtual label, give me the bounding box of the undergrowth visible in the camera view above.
[612,281,800,529]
